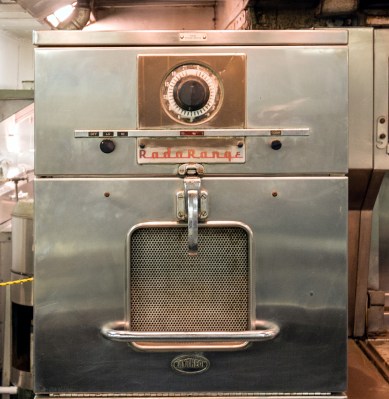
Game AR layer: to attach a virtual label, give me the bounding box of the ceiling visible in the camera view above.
[0,0,47,40]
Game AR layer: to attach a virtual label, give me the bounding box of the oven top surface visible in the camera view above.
[33,29,348,46]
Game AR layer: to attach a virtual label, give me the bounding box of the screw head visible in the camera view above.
[380,117,386,124]
[380,133,386,140]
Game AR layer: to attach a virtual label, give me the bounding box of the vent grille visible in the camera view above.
[129,226,249,332]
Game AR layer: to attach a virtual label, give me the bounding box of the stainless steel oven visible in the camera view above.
[33,30,348,398]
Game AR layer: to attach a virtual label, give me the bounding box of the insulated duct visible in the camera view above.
[57,0,91,30]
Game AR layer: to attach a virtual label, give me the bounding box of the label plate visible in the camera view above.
[137,137,245,164]
[171,354,210,375]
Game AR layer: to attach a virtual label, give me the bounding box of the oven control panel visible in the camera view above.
[138,55,245,129]
[35,42,348,175]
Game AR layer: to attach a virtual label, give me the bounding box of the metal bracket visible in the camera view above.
[177,163,205,177]
[177,189,208,221]
[376,116,388,150]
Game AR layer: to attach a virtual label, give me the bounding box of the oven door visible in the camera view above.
[34,176,347,394]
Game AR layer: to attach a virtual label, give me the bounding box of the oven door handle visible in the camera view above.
[100,320,280,342]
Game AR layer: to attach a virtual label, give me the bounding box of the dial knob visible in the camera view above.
[271,140,282,150]
[161,64,222,125]
[100,139,115,154]
[173,77,210,112]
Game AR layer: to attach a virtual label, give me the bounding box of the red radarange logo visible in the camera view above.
[138,148,243,162]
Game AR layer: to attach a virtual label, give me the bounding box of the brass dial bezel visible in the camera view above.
[160,63,223,125]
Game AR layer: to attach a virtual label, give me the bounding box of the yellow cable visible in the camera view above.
[0,277,34,287]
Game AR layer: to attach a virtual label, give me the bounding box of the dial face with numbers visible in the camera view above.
[160,63,223,125]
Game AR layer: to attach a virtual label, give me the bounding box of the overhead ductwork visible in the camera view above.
[57,0,91,30]
[16,0,74,21]
[16,1,251,31]
[16,0,91,30]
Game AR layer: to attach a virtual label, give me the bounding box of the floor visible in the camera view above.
[348,340,389,399]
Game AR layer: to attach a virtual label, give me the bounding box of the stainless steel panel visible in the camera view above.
[351,171,385,337]
[11,200,33,276]
[348,210,360,335]
[10,272,33,306]
[374,30,389,170]
[34,177,347,393]
[348,28,373,170]
[33,30,348,46]
[10,368,32,391]
[378,173,389,299]
[34,44,347,175]
[353,210,374,337]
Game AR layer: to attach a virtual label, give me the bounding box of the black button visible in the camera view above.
[100,139,115,154]
[271,140,282,150]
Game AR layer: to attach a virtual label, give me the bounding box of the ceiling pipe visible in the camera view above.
[57,0,91,30]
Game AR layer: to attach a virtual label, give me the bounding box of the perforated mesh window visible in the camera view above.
[129,226,250,332]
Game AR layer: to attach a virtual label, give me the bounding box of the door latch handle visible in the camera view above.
[176,176,208,255]
[187,189,199,255]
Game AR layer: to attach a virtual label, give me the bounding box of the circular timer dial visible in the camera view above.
[161,64,222,124]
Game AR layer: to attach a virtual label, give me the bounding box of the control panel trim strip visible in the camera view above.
[74,128,310,138]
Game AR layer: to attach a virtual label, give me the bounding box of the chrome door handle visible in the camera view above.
[183,176,201,255]
[187,189,198,255]
[101,320,280,342]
